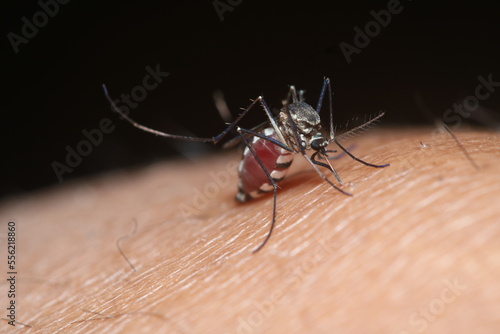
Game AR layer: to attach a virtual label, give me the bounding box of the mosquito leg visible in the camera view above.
[324,145,354,160]
[334,139,390,168]
[237,128,294,153]
[324,149,345,160]
[237,128,280,253]
[310,152,343,184]
[256,97,288,144]
[304,153,351,195]
[313,78,335,140]
[103,84,280,145]
[314,148,354,161]
[102,84,214,142]
[315,78,329,112]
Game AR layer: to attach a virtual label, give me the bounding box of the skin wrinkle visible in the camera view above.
[264,132,494,332]
[1,128,499,333]
[274,195,332,253]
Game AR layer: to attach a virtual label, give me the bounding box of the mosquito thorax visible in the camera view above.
[278,101,326,150]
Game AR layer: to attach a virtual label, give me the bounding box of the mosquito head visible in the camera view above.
[279,101,328,151]
[310,133,329,151]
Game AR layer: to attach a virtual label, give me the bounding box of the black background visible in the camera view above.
[2,0,500,199]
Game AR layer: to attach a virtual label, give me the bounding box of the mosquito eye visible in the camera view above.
[311,139,322,150]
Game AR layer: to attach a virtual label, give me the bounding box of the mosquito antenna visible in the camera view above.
[335,111,386,141]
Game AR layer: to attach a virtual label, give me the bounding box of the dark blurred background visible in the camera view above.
[2,0,499,198]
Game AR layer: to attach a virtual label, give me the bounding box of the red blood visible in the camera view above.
[238,131,292,196]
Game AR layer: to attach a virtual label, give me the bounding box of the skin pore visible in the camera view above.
[1,127,499,333]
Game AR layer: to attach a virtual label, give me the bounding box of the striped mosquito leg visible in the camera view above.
[235,128,279,253]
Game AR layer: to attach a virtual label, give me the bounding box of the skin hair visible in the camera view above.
[1,127,499,333]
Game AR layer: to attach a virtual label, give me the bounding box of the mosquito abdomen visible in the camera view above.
[236,128,294,202]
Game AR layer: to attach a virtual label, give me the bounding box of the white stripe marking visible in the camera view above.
[263,128,275,136]
[259,183,274,192]
[276,154,294,164]
[236,192,247,202]
[243,147,250,156]
[249,190,262,198]
[271,170,286,180]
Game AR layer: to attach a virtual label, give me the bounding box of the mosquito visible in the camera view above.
[102,78,389,252]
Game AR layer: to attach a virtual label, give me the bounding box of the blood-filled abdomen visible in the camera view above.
[236,128,294,202]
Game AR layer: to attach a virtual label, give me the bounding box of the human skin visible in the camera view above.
[0,127,499,333]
